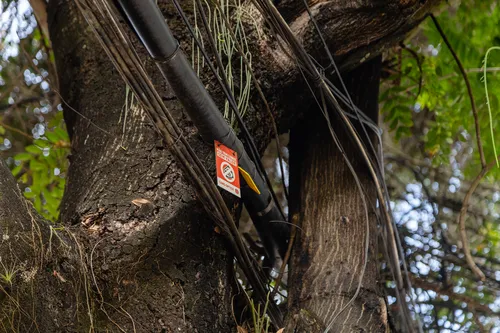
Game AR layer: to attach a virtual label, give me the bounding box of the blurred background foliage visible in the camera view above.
[1,0,500,331]
[380,1,500,331]
[1,0,68,221]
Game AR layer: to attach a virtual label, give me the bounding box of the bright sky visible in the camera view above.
[1,0,32,59]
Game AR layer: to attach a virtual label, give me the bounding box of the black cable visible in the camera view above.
[194,0,289,202]
[171,0,287,220]
[114,0,290,271]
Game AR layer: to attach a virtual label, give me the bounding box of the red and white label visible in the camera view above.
[215,141,240,198]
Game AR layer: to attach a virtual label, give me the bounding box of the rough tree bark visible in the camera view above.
[287,56,387,332]
[0,0,439,331]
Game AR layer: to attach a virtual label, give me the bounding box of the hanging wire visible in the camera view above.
[248,0,420,331]
[75,0,283,327]
[298,62,372,329]
[194,0,290,202]
[300,2,422,330]
[171,0,288,218]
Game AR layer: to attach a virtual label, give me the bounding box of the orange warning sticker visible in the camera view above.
[215,141,241,198]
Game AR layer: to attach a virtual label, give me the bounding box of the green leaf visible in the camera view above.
[14,153,32,161]
[54,127,69,141]
[25,145,41,154]
[34,139,52,148]
[11,164,23,177]
[29,159,45,171]
[45,132,58,143]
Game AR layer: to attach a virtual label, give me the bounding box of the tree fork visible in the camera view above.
[0,0,443,330]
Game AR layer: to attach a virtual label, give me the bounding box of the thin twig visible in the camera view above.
[456,160,497,282]
[52,88,112,136]
[0,121,33,140]
[399,42,423,97]
[0,95,48,112]
[483,47,500,167]
[430,13,491,282]
[402,67,500,94]
[430,14,486,168]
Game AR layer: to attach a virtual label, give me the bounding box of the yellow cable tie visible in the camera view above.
[238,166,261,195]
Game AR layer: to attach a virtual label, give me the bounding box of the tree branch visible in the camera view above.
[410,276,495,315]
[430,14,485,168]
[0,120,34,140]
[0,95,46,112]
[456,160,497,282]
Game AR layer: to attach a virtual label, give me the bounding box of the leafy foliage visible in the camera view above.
[10,112,69,220]
[382,0,500,175]
[0,0,68,221]
[381,1,500,331]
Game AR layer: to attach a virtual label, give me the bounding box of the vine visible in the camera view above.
[483,46,500,167]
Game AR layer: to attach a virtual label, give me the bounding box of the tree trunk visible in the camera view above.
[0,0,440,331]
[45,1,234,331]
[287,56,387,332]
